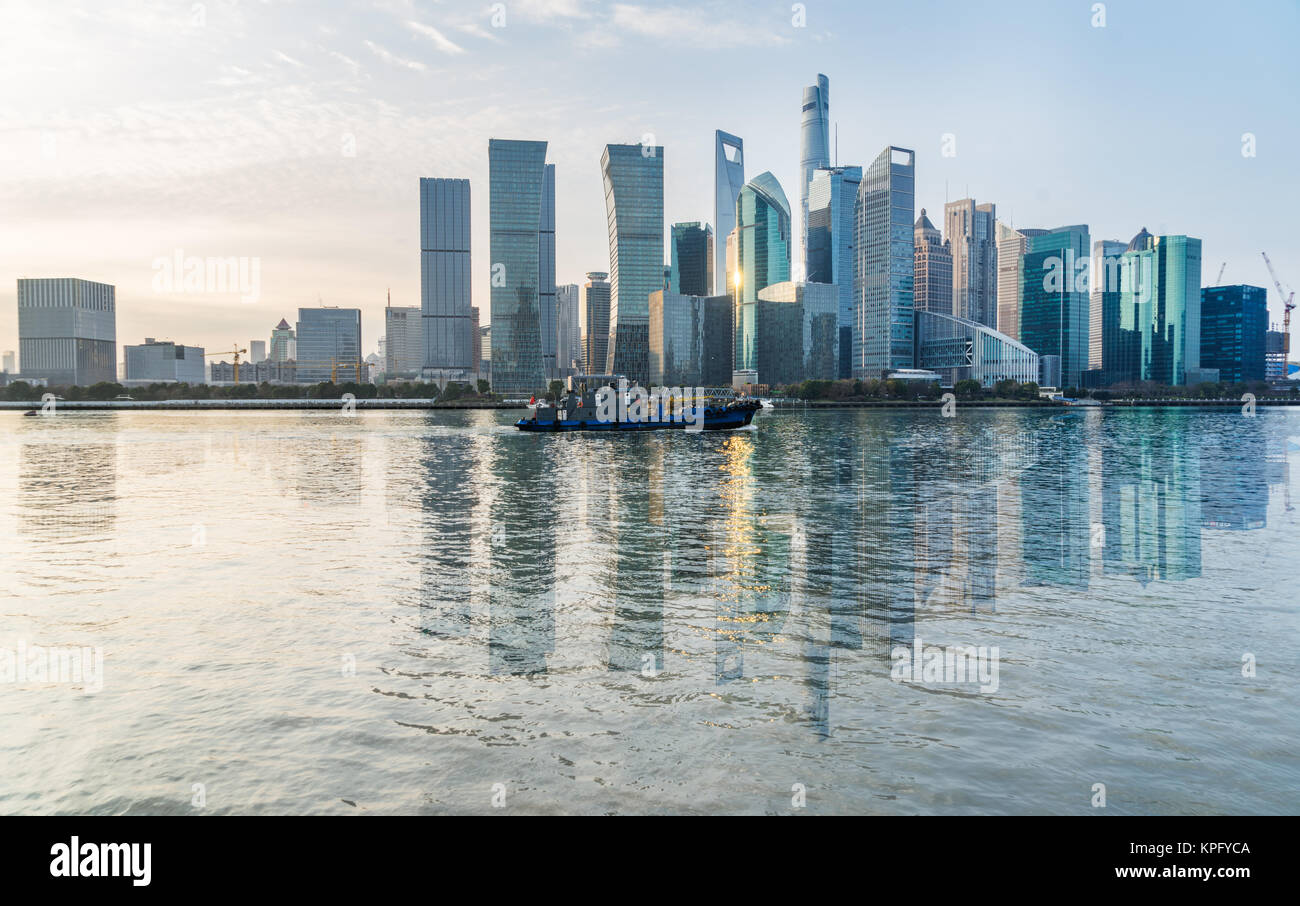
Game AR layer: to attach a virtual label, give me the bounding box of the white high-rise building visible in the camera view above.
[556,283,580,378]
[945,199,998,327]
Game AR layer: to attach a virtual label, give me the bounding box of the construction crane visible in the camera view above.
[1215,262,1226,285]
[1261,252,1296,356]
[205,346,249,384]
[294,360,367,383]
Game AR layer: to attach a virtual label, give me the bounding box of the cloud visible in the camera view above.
[406,20,467,55]
[274,50,305,67]
[363,40,427,71]
[606,3,790,48]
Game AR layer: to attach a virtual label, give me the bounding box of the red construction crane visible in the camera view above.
[1261,252,1295,356]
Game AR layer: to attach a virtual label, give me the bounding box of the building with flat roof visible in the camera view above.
[649,291,733,387]
[16,278,116,386]
[124,338,205,383]
[602,142,663,384]
[296,307,362,383]
[853,146,915,379]
[807,165,862,379]
[420,177,473,380]
[1200,285,1268,384]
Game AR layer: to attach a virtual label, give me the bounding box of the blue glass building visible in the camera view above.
[807,165,862,379]
[669,222,713,297]
[602,143,663,385]
[1115,230,1204,386]
[1200,284,1268,384]
[296,307,362,383]
[852,146,915,379]
[732,171,791,376]
[488,139,554,394]
[419,177,472,379]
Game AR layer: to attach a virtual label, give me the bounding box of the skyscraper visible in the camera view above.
[1089,238,1126,378]
[669,222,713,297]
[733,171,792,377]
[714,131,744,297]
[1201,285,1268,384]
[806,165,861,379]
[1,351,14,374]
[1019,225,1090,388]
[296,307,362,383]
[580,271,610,375]
[489,139,554,394]
[419,177,472,380]
[945,199,998,327]
[270,318,296,362]
[994,222,1047,341]
[602,142,663,384]
[648,290,733,387]
[385,302,423,376]
[1113,230,1204,386]
[799,74,830,277]
[556,283,581,377]
[16,278,116,386]
[248,340,266,364]
[913,209,953,315]
[853,146,915,379]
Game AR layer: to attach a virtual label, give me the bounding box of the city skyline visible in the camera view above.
[1,0,1297,366]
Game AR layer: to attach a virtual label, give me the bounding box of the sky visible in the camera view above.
[2,0,1298,365]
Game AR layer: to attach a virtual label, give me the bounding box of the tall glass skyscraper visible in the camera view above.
[16,278,116,385]
[1114,230,1204,386]
[852,146,915,379]
[669,222,713,297]
[488,139,554,394]
[806,165,861,379]
[799,74,830,277]
[556,283,580,377]
[733,171,791,376]
[602,142,663,385]
[1090,238,1126,379]
[1019,224,1090,388]
[714,131,744,297]
[1201,284,1268,384]
[419,177,472,379]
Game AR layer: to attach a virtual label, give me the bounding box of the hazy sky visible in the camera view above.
[2,0,1298,364]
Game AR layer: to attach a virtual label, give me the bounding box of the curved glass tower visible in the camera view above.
[714,130,744,296]
[733,171,791,375]
[799,74,830,276]
[602,143,664,385]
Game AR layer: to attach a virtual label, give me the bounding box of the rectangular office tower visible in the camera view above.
[669,222,713,297]
[807,165,862,379]
[123,338,205,383]
[556,283,581,377]
[1201,285,1268,384]
[753,281,838,387]
[16,278,116,385]
[945,199,998,327]
[1019,225,1090,389]
[580,272,611,375]
[296,307,362,383]
[385,304,423,377]
[419,177,472,380]
[994,223,1046,341]
[714,131,744,297]
[648,291,733,387]
[852,147,915,379]
[602,143,663,385]
[1090,238,1126,379]
[488,140,555,394]
[1112,230,1206,386]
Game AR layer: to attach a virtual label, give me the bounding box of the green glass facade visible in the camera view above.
[1115,232,1202,386]
[733,171,791,374]
[1019,224,1090,388]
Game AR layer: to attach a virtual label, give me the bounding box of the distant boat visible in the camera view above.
[516,375,761,432]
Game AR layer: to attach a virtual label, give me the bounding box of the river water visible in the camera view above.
[1,407,1296,814]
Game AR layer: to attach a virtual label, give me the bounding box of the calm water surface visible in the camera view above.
[1,407,1297,814]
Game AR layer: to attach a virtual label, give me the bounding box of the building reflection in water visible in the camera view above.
[18,438,118,541]
[415,424,485,640]
[487,434,556,675]
[608,438,666,674]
